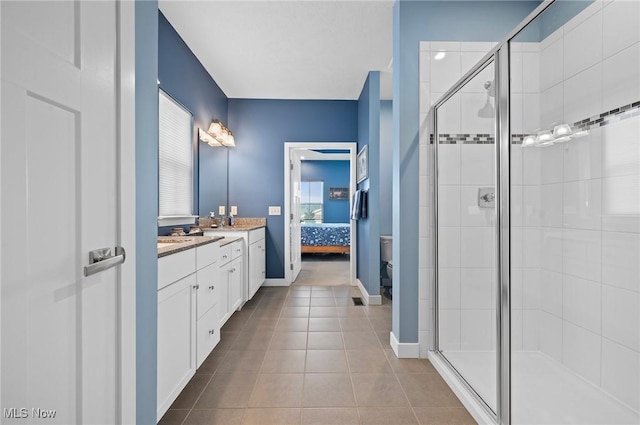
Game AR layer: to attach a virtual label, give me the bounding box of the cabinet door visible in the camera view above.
[218,264,229,328]
[229,257,243,312]
[196,303,220,368]
[157,274,196,417]
[249,240,266,300]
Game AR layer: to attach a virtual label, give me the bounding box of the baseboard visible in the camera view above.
[355,279,382,306]
[389,331,420,358]
[428,352,494,424]
[262,278,289,287]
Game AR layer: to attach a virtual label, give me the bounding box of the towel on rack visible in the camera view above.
[351,190,362,220]
[360,190,368,219]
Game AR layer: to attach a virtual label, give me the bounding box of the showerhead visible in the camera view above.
[484,80,495,97]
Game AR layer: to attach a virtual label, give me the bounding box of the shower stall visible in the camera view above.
[428,1,640,424]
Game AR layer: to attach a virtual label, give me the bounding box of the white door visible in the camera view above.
[1,1,128,423]
[290,150,303,281]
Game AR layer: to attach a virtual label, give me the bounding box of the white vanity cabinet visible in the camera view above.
[218,239,244,327]
[157,249,197,421]
[204,227,266,303]
[195,242,220,368]
[157,240,221,422]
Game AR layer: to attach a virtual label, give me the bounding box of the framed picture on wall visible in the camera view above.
[356,145,368,184]
[329,187,349,200]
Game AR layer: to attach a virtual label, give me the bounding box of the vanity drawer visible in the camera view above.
[196,241,218,270]
[158,249,196,290]
[230,240,243,260]
[218,244,232,265]
[248,228,265,244]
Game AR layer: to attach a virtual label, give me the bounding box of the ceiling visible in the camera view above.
[159,0,394,100]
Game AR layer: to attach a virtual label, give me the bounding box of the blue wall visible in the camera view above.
[135,1,158,423]
[356,72,381,298]
[392,0,540,344]
[301,161,350,223]
[379,100,393,237]
[158,12,229,223]
[227,99,358,279]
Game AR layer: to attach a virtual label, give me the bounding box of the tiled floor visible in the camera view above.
[159,285,476,425]
[292,255,351,286]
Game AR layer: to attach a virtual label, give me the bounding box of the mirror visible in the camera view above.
[198,140,229,218]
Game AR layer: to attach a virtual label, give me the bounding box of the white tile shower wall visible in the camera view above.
[522,0,640,411]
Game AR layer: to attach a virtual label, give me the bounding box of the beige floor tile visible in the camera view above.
[346,349,393,374]
[384,349,437,374]
[336,306,366,317]
[194,373,258,408]
[301,408,359,425]
[158,409,189,425]
[305,350,349,373]
[248,374,304,407]
[270,332,308,350]
[230,331,274,351]
[261,350,306,373]
[351,374,409,407]
[217,331,240,351]
[376,331,392,349]
[413,407,477,425]
[217,350,266,373]
[396,374,463,408]
[307,332,344,350]
[339,317,373,332]
[286,298,312,307]
[308,317,341,332]
[358,407,419,425]
[289,290,311,298]
[368,317,391,332]
[309,306,339,318]
[342,331,381,350]
[169,374,211,409]
[282,306,311,318]
[310,298,337,307]
[197,350,228,375]
[333,298,354,306]
[241,408,302,425]
[311,286,334,293]
[184,409,245,425]
[243,317,278,331]
[277,318,309,332]
[302,374,356,407]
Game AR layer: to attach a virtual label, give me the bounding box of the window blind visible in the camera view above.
[158,90,193,218]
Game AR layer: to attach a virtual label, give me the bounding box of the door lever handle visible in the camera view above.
[84,247,126,277]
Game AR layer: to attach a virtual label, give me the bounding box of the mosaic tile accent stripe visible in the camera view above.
[433,101,640,144]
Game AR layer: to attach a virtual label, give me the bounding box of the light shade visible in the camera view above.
[208,120,223,137]
[203,119,236,148]
[199,128,221,147]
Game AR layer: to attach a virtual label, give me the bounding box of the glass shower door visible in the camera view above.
[435,59,497,414]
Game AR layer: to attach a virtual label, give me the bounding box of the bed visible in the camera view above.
[301,223,350,254]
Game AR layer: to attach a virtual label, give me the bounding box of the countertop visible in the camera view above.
[220,236,242,247]
[202,224,266,232]
[157,235,224,258]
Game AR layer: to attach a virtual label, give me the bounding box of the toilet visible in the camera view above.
[380,236,392,299]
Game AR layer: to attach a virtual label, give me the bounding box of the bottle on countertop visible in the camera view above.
[228,213,234,227]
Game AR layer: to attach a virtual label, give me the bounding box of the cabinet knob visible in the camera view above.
[222,254,228,259]
[209,285,215,290]
[209,329,215,335]
[193,284,199,290]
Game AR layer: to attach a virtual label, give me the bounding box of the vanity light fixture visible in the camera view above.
[203,119,235,147]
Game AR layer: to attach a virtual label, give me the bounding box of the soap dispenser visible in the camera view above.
[228,213,234,227]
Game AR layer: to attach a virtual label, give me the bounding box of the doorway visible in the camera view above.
[284,142,357,287]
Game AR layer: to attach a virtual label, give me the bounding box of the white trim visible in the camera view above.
[117,1,136,422]
[283,142,358,286]
[262,278,289,287]
[389,331,420,358]
[428,352,495,425]
[157,215,198,227]
[299,150,350,161]
[356,279,382,306]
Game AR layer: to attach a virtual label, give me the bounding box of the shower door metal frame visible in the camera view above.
[431,53,501,423]
[430,2,559,424]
